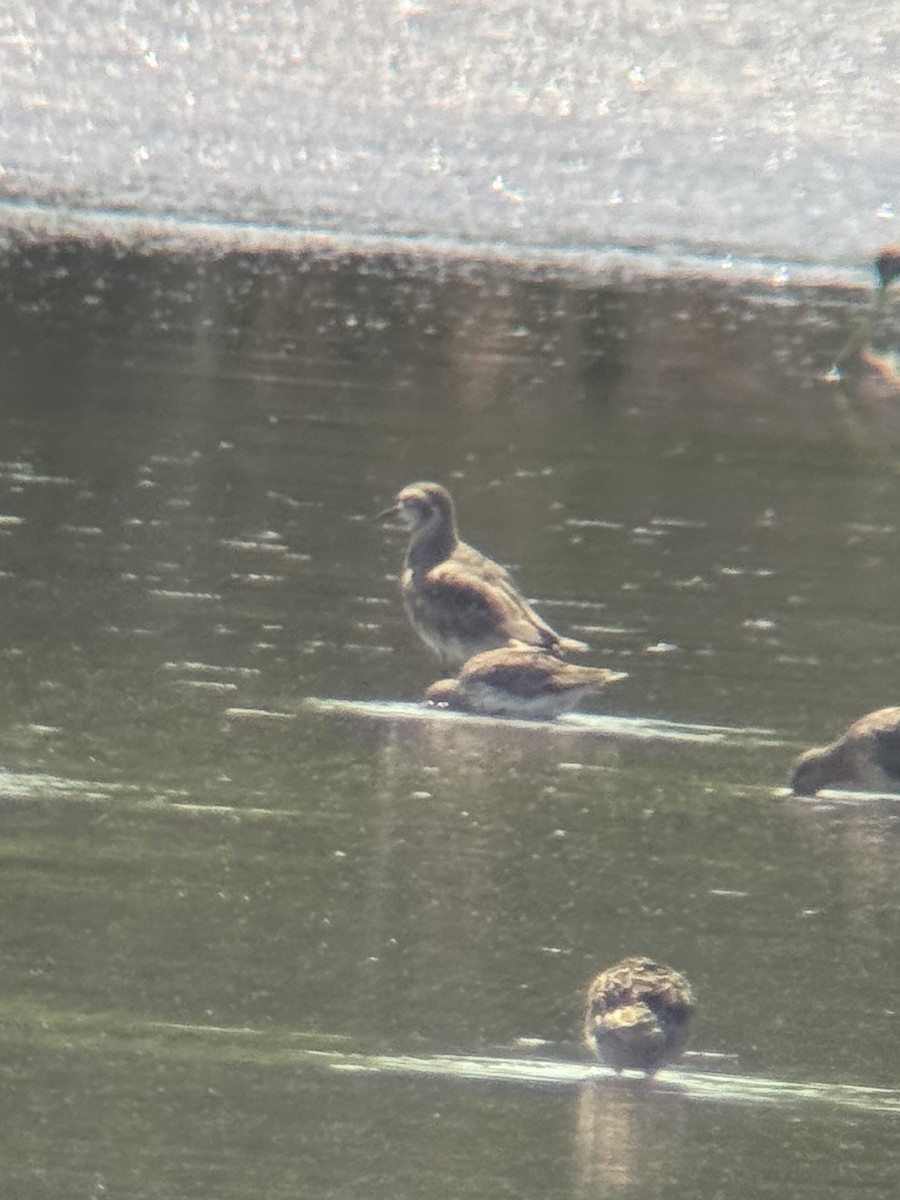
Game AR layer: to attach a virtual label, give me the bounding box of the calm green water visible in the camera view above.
[0,241,899,1198]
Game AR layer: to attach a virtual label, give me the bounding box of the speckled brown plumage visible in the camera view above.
[583,956,695,1076]
[424,646,626,720]
[378,481,589,669]
[790,706,900,796]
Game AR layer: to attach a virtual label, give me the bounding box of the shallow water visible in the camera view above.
[0,239,899,1198]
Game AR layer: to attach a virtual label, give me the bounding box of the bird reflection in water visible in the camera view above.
[573,1073,689,1197]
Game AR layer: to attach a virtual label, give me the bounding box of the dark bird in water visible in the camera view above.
[424,645,625,720]
[583,956,695,1077]
[832,245,900,379]
[790,706,900,796]
[377,481,589,669]
[874,246,900,291]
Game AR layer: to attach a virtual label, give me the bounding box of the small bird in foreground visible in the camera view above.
[377,481,589,669]
[790,706,900,797]
[424,645,626,721]
[583,956,695,1077]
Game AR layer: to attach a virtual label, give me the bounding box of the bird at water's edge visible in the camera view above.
[377,481,589,669]
[583,956,695,1077]
[831,245,900,380]
[424,645,625,720]
[874,246,900,291]
[790,706,900,796]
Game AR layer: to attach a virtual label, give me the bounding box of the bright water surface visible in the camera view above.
[0,240,899,1198]
[2,0,898,261]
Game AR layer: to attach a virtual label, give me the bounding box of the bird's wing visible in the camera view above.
[465,653,563,698]
[421,564,555,649]
[453,543,572,642]
[454,542,522,592]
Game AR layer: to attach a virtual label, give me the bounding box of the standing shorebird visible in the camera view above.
[874,246,900,291]
[832,245,900,376]
[377,481,589,669]
[790,707,900,796]
[423,645,626,720]
[583,956,695,1077]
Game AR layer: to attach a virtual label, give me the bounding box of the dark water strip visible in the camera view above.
[0,199,874,291]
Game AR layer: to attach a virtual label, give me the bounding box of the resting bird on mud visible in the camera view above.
[423,645,625,720]
[583,956,695,1077]
[378,481,589,669]
[790,707,900,797]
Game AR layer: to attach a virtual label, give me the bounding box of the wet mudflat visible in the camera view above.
[0,239,899,1198]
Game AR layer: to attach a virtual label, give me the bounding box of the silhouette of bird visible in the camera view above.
[875,246,900,290]
[378,481,589,669]
[583,956,695,1076]
[790,706,900,796]
[424,645,625,720]
[832,245,900,375]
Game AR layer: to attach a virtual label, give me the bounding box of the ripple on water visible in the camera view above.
[303,697,784,746]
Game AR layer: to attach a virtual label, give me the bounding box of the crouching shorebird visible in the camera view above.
[377,481,589,669]
[583,956,695,1077]
[790,706,900,797]
[874,246,900,291]
[424,645,626,721]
